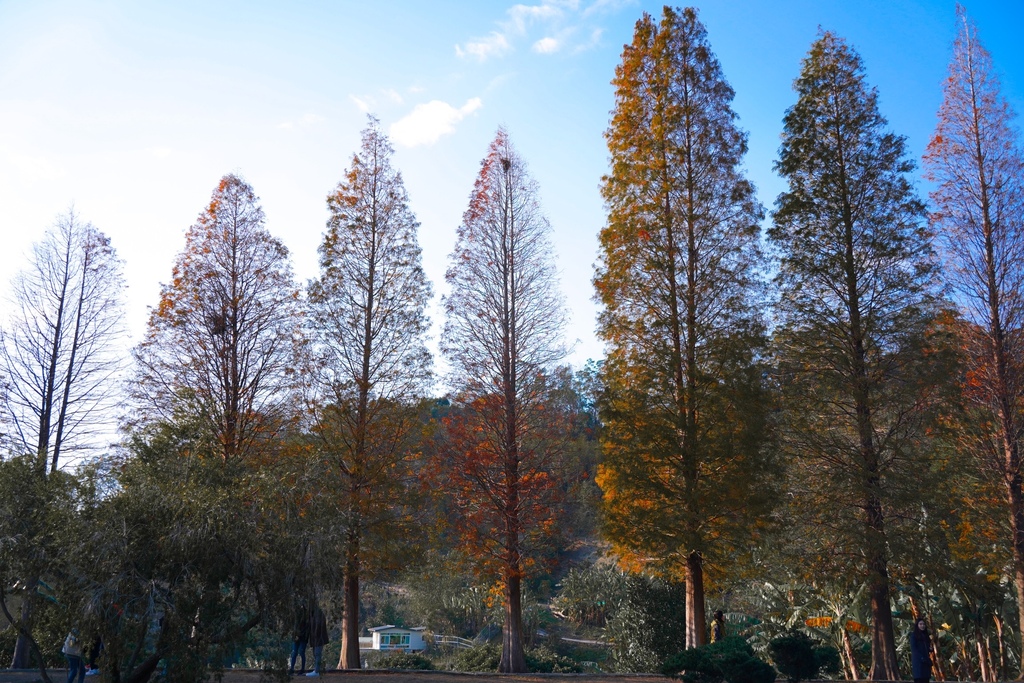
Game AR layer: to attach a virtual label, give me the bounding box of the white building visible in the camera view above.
[368,625,427,652]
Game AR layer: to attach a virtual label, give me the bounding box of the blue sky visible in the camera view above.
[1,0,1022,375]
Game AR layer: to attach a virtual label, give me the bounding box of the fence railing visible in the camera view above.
[432,635,475,649]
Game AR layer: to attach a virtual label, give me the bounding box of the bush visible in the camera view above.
[813,644,841,678]
[605,574,687,672]
[452,644,500,672]
[526,645,585,673]
[370,651,434,670]
[768,630,817,683]
[662,636,776,683]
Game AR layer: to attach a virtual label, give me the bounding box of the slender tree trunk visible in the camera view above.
[842,627,861,680]
[930,623,947,681]
[958,639,973,681]
[976,624,992,683]
[339,536,361,670]
[685,551,706,649]
[52,252,89,472]
[994,613,1007,681]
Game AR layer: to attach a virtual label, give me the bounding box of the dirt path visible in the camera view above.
[0,670,667,683]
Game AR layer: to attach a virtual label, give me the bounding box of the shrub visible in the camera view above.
[768,630,817,683]
[370,651,434,670]
[813,644,841,678]
[605,574,687,672]
[662,636,776,683]
[527,645,585,673]
[452,644,500,672]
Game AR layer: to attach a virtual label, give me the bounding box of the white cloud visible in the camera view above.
[508,3,563,32]
[455,32,511,61]
[457,1,608,61]
[383,89,404,104]
[350,95,371,113]
[389,98,483,147]
[533,36,561,53]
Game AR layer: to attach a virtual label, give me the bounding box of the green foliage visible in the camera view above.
[452,643,501,672]
[369,650,434,670]
[552,564,628,627]
[0,454,86,668]
[768,28,949,678]
[450,643,582,674]
[525,645,585,673]
[662,636,776,683]
[813,644,841,677]
[604,574,686,672]
[70,415,301,683]
[403,554,499,638]
[768,630,818,683]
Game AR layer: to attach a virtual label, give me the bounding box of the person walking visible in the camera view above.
[306,602,329,677]
[290,602,310,675]
[62,628,86,683]
[911,617,933,683]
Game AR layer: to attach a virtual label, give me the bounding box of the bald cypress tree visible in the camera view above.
[769,32,944,680]
[595,6,774,650]
[924,8,1024,671]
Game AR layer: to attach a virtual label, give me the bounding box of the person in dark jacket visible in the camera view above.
[289,602,310,675]
[306,603,329,677]
[911,617,933,683]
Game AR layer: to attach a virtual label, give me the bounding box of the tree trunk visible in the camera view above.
[930,624,947,681]
[866,553,899,677]
[499,573,527,673]
[339,532,361,669]
[976,625,992,683]
[1006,467,1024,679]
[994,613,1006,681]
[841,627,861,680]
[11,585,35,669]
[866,496,899,680]
[685,551,706,649]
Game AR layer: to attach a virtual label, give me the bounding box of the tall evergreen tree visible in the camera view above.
[594,6,773,649]
[441,128,567,673]
[307,116,432,669]
[769,31,944,680]
[924,7,1024,670]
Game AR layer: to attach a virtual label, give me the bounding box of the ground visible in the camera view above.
[0,671,668,683]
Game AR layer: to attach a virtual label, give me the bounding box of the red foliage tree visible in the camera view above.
[439,129,568,673]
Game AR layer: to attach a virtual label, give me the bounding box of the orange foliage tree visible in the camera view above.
[439,129,568,673]
[132,174,302,461]
[594,6,775,650]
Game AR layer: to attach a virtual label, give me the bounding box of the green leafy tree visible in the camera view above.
[594,5,774,649]
[74,416,298,683]
[306,116,432,669]
[0,455,82,680]
[923,7,1024,671]
[768,31,946,680]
